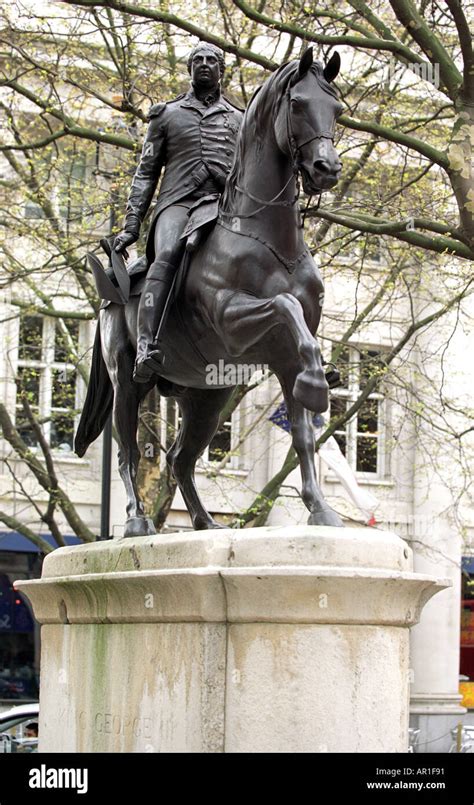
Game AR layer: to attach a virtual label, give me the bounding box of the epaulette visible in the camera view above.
[147,94,186,120]
[223,95,245,113]
[147,102,166,121]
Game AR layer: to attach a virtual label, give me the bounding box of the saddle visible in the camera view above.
[180,193,220,252]
[89,195,220,308]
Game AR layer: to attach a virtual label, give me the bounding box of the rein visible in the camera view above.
[221,83,334,221]
[231,174,299,218]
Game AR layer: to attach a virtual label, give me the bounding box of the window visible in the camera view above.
[329,346,386,476]
[24,153,86,223]
[207,418,232,463]
[0,717,39,753]
[359,234,382,264]
[461,558,474,681]
[159,399,240,470]
[24,202,47,220]
[0,573,38,704]
[15,316,80,452]
[58,154,87,224]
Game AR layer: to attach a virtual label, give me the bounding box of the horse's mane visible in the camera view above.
[221,59,338,210]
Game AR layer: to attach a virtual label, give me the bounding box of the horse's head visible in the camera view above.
[275,48,343,194]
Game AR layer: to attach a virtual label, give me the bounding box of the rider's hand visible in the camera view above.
[113,230,138,258]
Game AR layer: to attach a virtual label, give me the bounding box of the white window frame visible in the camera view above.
[329,346,388,479]
[159,397,241,472]
[201,407,241,471]
[15,315,81,454]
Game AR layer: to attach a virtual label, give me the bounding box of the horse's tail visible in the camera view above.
[74,321,113,457]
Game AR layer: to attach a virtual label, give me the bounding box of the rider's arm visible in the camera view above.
[123,103,167,236]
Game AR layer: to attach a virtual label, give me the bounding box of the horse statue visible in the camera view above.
[75,47,344,537]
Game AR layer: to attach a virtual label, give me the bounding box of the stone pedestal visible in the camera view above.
[16,526,448,753]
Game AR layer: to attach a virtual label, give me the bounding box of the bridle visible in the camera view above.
[221,80,336,220]
[286,86,336,168]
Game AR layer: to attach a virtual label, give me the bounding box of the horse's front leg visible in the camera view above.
[215,290,328,413]
[278,369,343,527]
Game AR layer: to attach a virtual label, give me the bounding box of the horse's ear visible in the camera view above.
[323,51,341,83]
[298,47,313,79]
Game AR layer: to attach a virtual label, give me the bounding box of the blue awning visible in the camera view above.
[0,531,82,554]
[462,556,474,575]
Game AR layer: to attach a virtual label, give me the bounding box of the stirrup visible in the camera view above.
[132,347,165,383]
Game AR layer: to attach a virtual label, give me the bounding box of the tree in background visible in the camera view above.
[0,0,472,543]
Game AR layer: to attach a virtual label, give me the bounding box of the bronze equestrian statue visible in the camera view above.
[76,46,344,536]
[113,42,243,382]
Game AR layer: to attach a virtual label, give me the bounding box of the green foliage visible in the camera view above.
[0,0,472,535]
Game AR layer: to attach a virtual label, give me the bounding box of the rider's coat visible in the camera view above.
[124,88,244,241]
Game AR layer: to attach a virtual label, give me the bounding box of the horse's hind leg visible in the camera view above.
[278,368,343,527]
[101,311,156,538]
[115,380,157,538]
[167,387,234,530]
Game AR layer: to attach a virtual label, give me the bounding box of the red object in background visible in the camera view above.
[460,600,474,680]
[0,574,34,633]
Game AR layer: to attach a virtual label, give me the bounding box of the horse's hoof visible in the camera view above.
[293,371,329,414]
[193,517,226,531]
[123,516,157,538]
[308,508,344,527]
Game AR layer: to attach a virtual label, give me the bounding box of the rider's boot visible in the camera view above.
[133,260,175,383]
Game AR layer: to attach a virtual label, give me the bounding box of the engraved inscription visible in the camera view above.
[78,711,152,739]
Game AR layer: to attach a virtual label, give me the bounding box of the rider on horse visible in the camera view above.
[113,42,244,383]
[78,48,344,534]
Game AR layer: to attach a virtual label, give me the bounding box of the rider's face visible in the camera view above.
[191,51,220,90]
